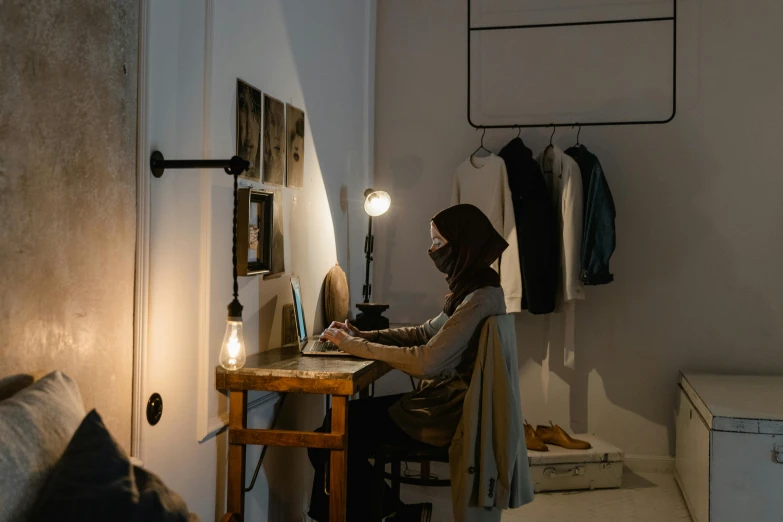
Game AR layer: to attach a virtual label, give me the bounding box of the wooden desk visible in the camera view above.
[216,345,390,522]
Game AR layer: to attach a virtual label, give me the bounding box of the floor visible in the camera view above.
[398,466,692,522]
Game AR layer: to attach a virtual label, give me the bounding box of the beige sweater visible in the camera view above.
[452,155,522,313]
[338,286,506,446]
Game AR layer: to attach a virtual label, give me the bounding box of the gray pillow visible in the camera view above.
[0,371,85,522]
[0,374,35,402]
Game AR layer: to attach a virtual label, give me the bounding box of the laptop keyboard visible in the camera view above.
[312,340,339,352]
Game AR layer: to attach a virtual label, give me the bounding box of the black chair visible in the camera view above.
[373,441,451,522]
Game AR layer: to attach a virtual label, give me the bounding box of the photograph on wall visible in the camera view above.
[264,189,286,278]
[263,94,285,185]
[237,188,273,276]
[236,79,261,181]
[285,104,305,189]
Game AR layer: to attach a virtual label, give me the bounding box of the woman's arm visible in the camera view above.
[367,315,447,347]
[338,293,493,379]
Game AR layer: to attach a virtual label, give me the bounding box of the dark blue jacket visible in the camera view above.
[499,138,559,314]
[565,145,615,285]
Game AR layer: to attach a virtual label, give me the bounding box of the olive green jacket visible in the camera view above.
[448,315,534,522]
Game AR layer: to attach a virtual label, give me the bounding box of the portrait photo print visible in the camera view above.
[263,94,285,185]
[236,79,261,181]
[286,104,305,189]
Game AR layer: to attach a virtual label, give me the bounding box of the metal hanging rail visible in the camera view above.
[467,0,677,129]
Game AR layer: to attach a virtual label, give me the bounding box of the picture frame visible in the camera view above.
[263,94,286,185]
[237,188,274,276]
[263,189,286,279]
[236,79,262,181]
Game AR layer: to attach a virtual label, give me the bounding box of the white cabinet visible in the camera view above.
[675,374,783,522]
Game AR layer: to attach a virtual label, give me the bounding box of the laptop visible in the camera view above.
[291,276,347,356]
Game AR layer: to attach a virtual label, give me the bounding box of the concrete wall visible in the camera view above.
[373,0,783,457]
[141,1,375,520]
[0,0,138,449]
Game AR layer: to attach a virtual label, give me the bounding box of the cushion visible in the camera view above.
[29,409,198,522]
[0,374,35,401]
[324,264,350,324]
[0,371,85,522]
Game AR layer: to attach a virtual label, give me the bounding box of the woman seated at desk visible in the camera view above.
[309,204,509,522]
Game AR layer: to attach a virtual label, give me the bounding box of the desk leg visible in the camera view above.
[330,395,349,522]
[228,390,248,519]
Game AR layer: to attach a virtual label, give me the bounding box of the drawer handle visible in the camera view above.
[544,466,585,478]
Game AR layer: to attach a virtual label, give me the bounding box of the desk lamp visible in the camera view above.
[354,189,391,331]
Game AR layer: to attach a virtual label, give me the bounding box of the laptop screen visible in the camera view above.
[290,277,307,342]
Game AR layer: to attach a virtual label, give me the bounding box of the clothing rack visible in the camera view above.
[467,0,677,129]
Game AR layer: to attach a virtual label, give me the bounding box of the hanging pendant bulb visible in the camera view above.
[220,298,246,370]
[220,170,246,371]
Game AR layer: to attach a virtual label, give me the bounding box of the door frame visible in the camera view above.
[131,0,151,460]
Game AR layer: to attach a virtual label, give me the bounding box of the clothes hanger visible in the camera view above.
[573,124,583,148]
[470,128,491,167]
[543,125,556,154]
[542,125,556,173]
[515,125,522,139]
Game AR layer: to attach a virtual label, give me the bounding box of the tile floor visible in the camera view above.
[397,467,692,522]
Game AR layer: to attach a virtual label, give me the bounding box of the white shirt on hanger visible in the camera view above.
[452,154,523,313]
[537,145,585,305]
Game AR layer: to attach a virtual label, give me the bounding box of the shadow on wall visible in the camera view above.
[233,1,371,521]
[279,1,367,293]
[378,154,436,315]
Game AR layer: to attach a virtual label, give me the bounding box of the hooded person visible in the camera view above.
[308,204,509,522]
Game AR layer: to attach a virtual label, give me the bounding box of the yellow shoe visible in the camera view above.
[535,422,592,450]
[524,420,549,452]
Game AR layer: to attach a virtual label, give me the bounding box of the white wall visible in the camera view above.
[373,0,783,458]
[141,1,375,520]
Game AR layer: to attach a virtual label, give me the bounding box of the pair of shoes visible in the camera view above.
[525,420,592,452]
[385,502,433,522]
[524,421,548,452]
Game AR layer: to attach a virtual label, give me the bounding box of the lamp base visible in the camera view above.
[354,303,390,332]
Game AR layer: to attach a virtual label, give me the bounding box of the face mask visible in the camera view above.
[429,243,456,275]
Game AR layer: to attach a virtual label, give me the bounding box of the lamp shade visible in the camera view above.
[364,190,391,217]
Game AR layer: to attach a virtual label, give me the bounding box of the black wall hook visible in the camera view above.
[150,151,250,178]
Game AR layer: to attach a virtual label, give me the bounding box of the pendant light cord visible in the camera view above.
[232,172,239,301]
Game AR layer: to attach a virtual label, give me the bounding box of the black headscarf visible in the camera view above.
[430,204,508,316]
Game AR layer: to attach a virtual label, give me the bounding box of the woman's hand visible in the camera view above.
[320,328,349,346]
[328,320,360,336]
[320,320,366,347]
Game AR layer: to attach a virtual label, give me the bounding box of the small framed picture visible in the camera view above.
[264,189,286,278]
[263,94,286,185]
[237,188,273,276]
[286,104,305,189]
[236,79,262,181]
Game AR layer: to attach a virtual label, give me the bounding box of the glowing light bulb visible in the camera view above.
[364,190,391,217]
[219,320,246,370]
